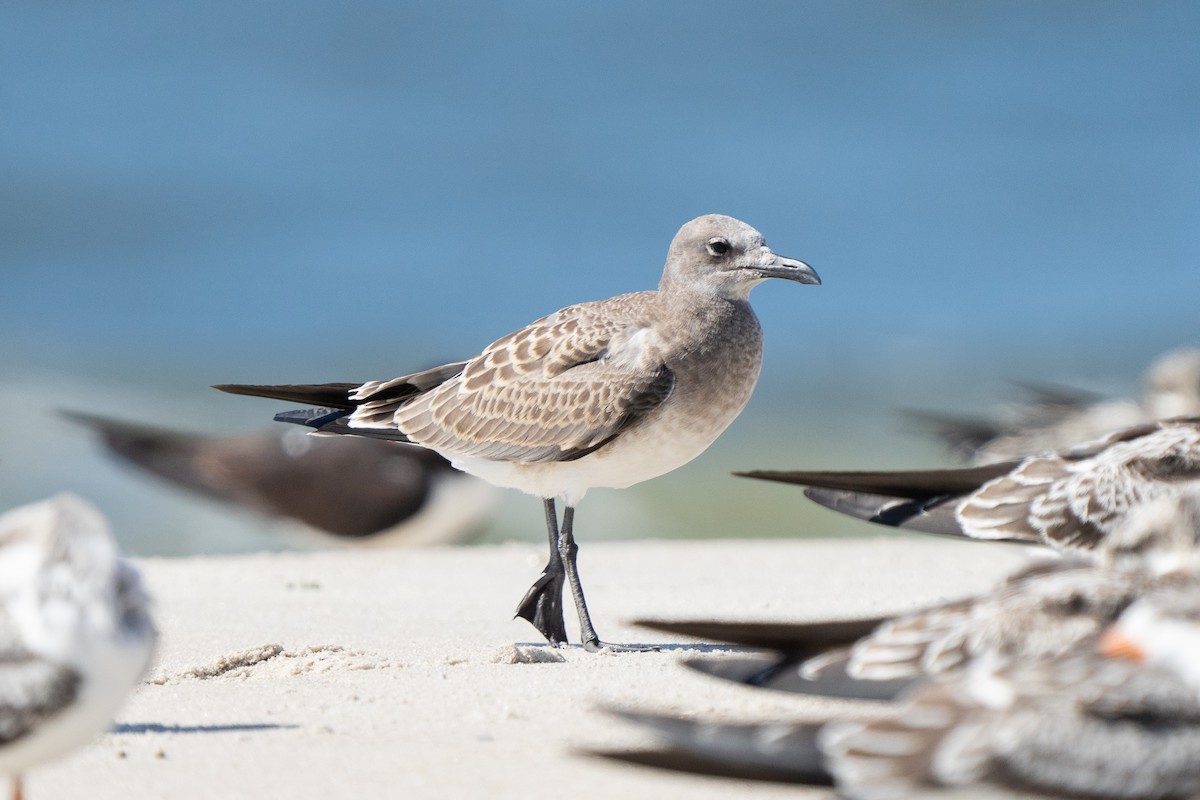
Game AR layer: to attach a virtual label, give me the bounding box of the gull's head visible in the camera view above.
[660,214,820,300]
[1098,584,1200,691]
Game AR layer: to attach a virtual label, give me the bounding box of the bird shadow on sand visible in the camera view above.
[112,722,299,735]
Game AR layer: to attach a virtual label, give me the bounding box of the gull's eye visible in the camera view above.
[706,238,730,257]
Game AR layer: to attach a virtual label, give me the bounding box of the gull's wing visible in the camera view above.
[959,417,1200,551]
[355,295,677,463]
[214,362,471,429]
[828,653,1200,799]
[631,617,888,654]
[596,707,831,785]
[63,411,454,538]
[681,653,915,700]
[632,616,911,699]
[736,463,1022,539]
[216,296,677,464]
[740,418,1200,553]
[0,612,80,745]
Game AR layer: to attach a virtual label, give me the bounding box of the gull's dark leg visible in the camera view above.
[559,506,657,653]
[514,498,568,646]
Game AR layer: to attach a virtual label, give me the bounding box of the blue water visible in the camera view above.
[2,2,1198,553]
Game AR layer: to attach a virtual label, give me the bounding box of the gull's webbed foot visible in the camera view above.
[515,566,568,646]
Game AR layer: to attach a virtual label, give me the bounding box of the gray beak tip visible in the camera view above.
[762,257,820,286]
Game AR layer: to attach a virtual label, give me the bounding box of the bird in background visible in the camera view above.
[908,346,1200,464]
[216,214,820,650]
[740,415,1200,555]
[600,498,1200,798]
[636,493,1200,701]
[63,411,497,548]
[603,587,1200,798]
[0,494,155,800]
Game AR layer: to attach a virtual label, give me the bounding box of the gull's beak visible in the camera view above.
[753,252,821,285]
[1097,627,1146,664]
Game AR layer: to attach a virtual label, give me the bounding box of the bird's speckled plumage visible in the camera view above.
[744,416,1200,556]
[608,575,1200,798]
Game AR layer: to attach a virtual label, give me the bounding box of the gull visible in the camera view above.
[635,494,1200,700]
[740,416,1200,554]
[64,411,496,547]
[909,346,1200,464]
[636,558,1153,701]
[215,214,820,649]
[0,494,156,800]
[822,585,1200,799]
[601,578,1200,798]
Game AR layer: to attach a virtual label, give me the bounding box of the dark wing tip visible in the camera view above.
[584,748,833,785]
[212,383,254,395]
[632,617,888,652]
[274,407,350,429]
[212,383,361,409]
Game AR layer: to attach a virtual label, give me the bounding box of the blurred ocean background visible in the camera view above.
[2,1,1198,555]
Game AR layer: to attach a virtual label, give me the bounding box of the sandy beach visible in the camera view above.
[17,536,1035,799]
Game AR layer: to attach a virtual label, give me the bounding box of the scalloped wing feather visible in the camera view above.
[349,294,676,463]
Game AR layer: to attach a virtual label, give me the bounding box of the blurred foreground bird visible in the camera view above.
[0,495,155,800]
[910,346,1200,463]
[741,416,1200,554]
[602,575,1200,798]
[216,215,820,649]
[637,494,1200,700]
[64,411,496,547]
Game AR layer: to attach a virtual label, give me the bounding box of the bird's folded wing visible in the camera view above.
[368,301,677,463]
[632,617,888,652]
[735,463,1020,498]
[0,620,81,744]
[62,411,215,493]
[602,706,832,785]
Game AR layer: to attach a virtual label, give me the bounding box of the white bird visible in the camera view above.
[217,214,819,649]
[0,494,156,800]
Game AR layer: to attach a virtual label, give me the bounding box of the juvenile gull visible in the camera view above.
[740,416,1200,553]
[637,493,1200,699]
[821,586,1200,799]
[216,214,819,649]
[63,411,496,547]
[0,495,156,800]
[602,576,1200,798]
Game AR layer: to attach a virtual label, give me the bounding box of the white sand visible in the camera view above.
[25,537,1031,799]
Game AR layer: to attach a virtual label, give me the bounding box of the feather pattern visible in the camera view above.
[747,417,1200,554]
[346,295,676,464]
